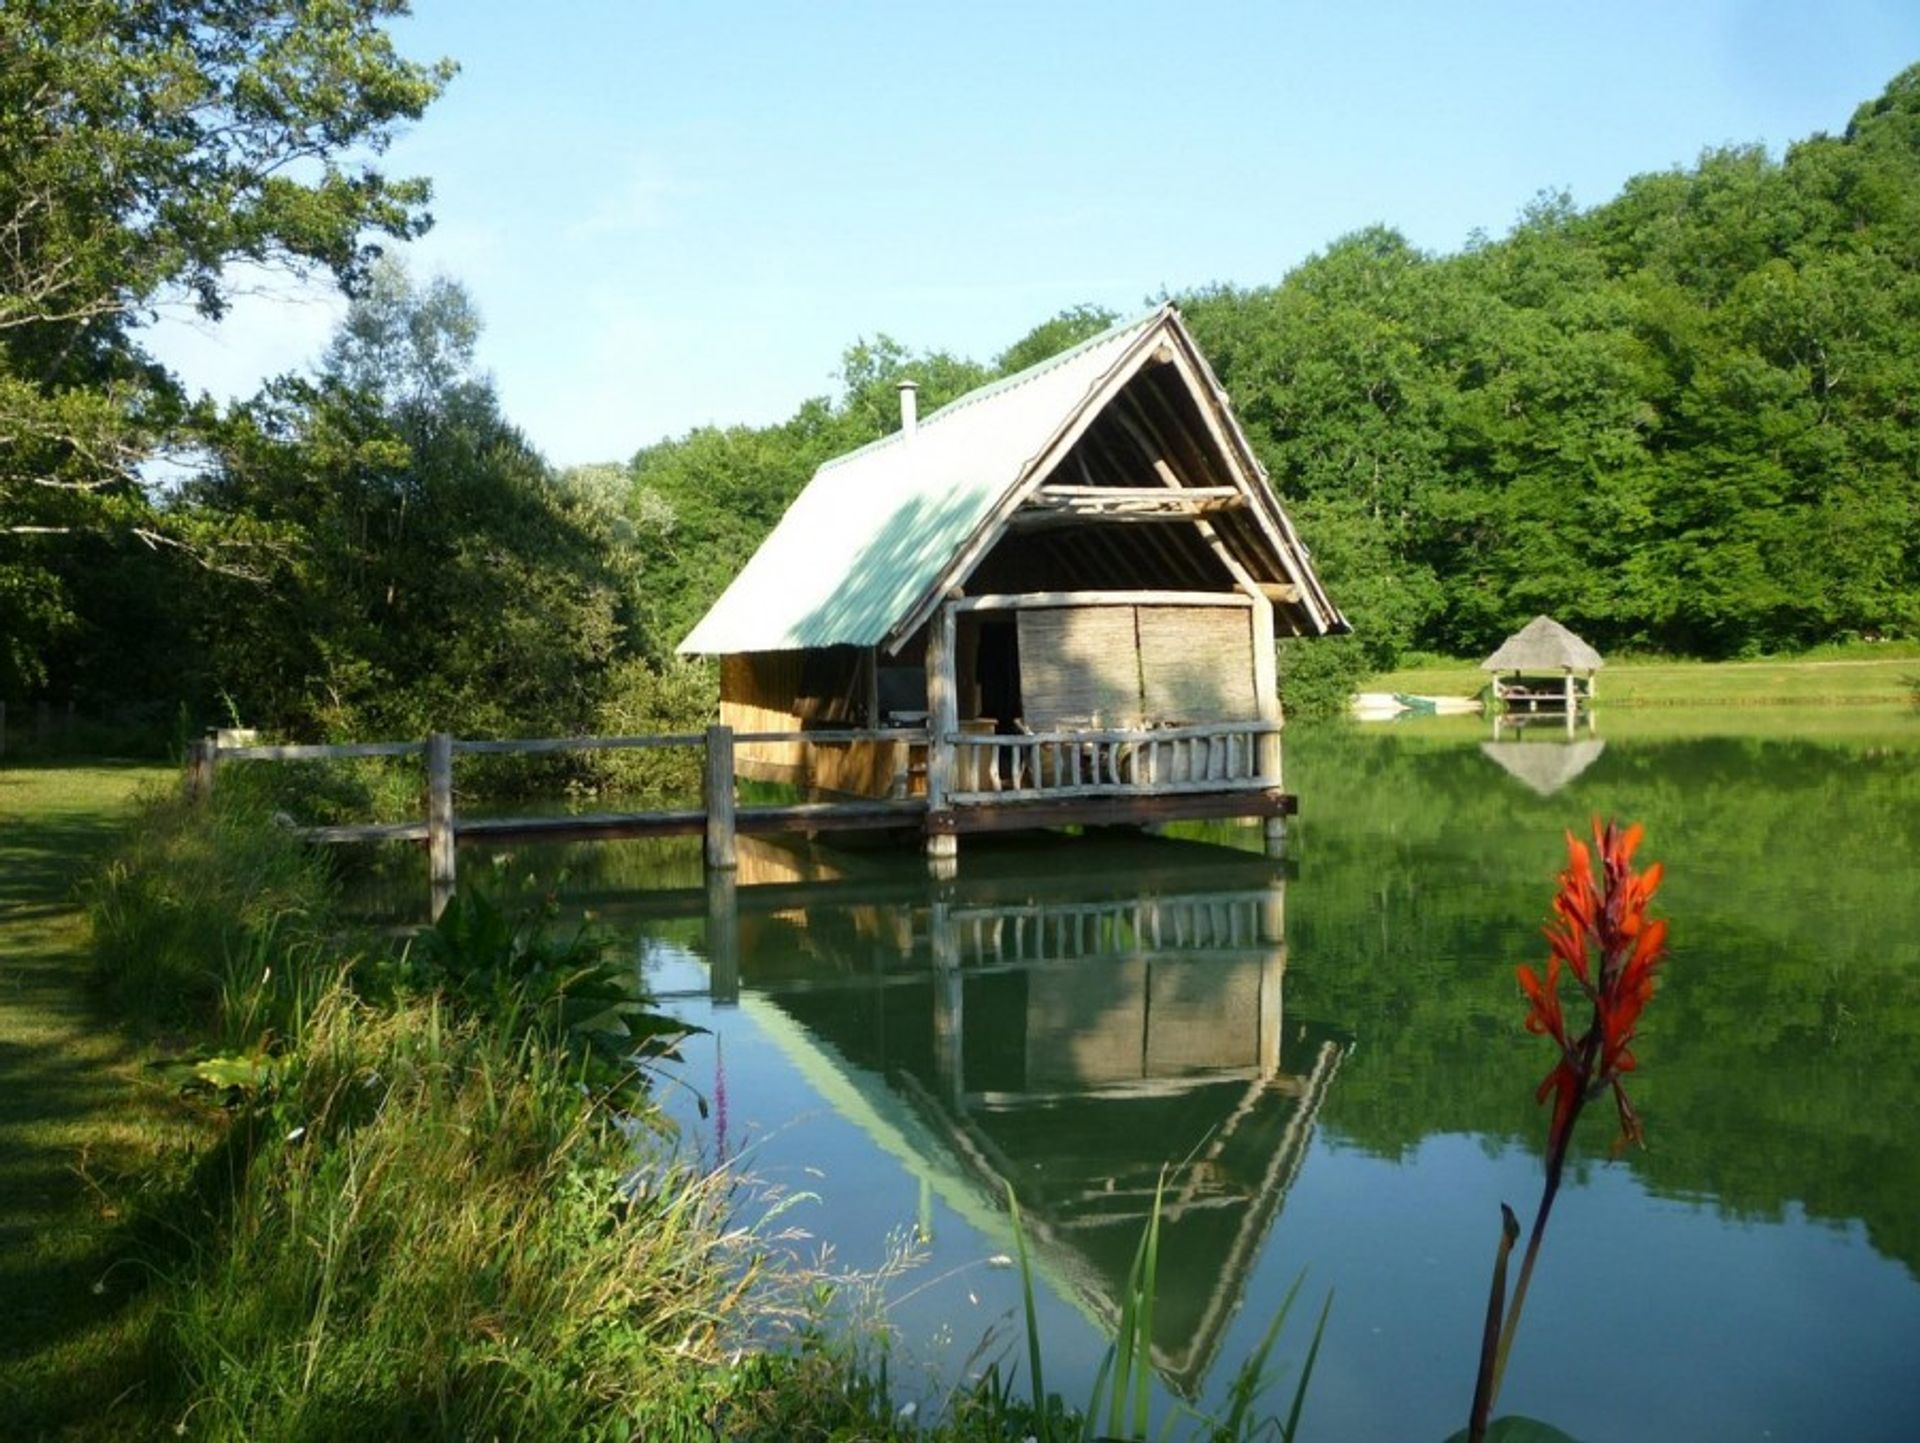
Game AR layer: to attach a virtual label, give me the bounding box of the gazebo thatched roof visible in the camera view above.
[1480,616,1604,673]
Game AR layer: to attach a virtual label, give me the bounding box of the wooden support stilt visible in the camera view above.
[705,868,739,1005]
[427,731,456,921]
[703,724,737,870]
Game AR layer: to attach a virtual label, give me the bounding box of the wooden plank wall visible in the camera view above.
[721,651,913,799]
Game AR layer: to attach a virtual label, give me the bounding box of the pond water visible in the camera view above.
[373,706,1920,1441]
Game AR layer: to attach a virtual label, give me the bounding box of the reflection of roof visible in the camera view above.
[678,306,1343,656]
[1480,739,1607,796]
[1481,615,1604,673]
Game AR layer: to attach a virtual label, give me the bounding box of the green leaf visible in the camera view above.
[1440,1416,1588,1443]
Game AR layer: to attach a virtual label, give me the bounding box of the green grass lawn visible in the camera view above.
[0,761,191,1436]
[1369,642,1920,708]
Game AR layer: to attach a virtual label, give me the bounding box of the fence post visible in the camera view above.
[427,731,456,921]
[703,724,736,870]
[184,735,217,804]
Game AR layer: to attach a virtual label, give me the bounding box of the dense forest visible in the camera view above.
[3,5,1916,743]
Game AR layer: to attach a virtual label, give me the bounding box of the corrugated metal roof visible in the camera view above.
[678,308,1167,655]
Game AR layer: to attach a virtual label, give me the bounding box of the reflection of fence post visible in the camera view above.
[705,868,739,1005]
[703,724,736,870]
[929,897,963,1105]
[427,732,456,921]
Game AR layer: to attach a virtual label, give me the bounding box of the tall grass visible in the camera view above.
[165,987,763,1442]
[86,787,336,1037]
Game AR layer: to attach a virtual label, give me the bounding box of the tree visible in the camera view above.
[186,263,628,740]
[0,0,451,698]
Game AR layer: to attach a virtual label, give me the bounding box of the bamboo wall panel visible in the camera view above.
[1137,606,1257,723]
[1017,607,1144,727]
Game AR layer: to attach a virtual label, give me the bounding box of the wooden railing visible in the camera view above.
[185,724,928,918]
[946,721,1282,804]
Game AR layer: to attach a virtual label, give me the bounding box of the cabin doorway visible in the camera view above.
[972,618,1021,732]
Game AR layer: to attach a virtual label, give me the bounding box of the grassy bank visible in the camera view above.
[1369,640,1920,708]
[8,765,1328,1442]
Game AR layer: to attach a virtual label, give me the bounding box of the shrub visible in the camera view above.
[1277,636,1369,723]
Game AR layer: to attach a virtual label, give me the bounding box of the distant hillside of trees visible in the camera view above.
[4,24,1916,743]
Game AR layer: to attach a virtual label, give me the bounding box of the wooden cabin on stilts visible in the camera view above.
[677,306,1348,869]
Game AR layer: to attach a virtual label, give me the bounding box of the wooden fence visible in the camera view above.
[187,725,928,919]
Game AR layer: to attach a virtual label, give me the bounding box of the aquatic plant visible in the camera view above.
[1466,820,1669,1442]
[1007,1176,1329,1443]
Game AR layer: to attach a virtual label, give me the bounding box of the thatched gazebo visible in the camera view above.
[1481,616,1602,713]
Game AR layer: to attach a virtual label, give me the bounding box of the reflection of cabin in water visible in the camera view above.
[678,306,1347,861]
[703,834,1346,1394]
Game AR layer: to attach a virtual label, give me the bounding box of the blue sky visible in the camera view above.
[147,1,1920,466]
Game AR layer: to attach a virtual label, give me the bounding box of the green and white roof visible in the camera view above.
[679,305,1344,656]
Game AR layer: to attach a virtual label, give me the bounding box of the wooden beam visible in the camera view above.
[930,789,1297,835]
[952,589,1252,613]
[1031,485,1242,500]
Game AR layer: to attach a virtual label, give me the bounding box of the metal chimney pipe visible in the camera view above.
[897,380,918,438]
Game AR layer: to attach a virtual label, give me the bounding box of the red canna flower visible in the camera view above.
[1515,818,1669,1155]
[1470,819,1672,1441]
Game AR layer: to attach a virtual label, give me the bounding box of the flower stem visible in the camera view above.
[1467,1203,1522,1443]
[1487,1087,1584,1413]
